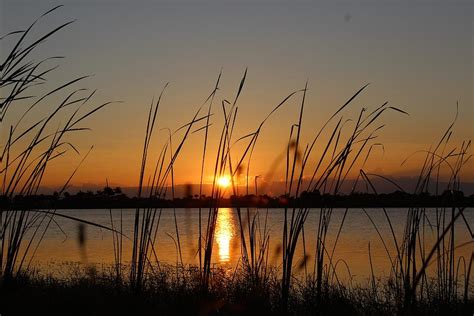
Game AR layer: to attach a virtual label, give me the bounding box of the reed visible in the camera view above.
[1,7,472,315]
[0,6,115,280]
[277,84,410,309]
[124,66,471,314]
[359,107,473,313]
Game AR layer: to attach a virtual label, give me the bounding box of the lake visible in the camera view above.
[28,207,473,282]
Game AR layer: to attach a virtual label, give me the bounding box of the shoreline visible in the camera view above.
[3,198,473,210]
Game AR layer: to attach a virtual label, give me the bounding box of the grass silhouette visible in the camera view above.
[1,7,472,316]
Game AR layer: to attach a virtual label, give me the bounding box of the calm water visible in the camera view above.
[28,208,473,281]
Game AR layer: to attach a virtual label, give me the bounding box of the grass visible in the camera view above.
[1,6,473,316]
[1,263,472,315]
[0,5,116,281]
[118,69,472,313]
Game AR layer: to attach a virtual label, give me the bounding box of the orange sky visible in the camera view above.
[2,1,473,194]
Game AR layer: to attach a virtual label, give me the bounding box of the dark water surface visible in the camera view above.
[29,208,473,282]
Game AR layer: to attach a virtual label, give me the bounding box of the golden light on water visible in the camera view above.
[217,175,231,189]
[215,208,234,262]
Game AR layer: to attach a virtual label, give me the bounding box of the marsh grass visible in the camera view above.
[353,105,473,313]
[0,6,116,280]
[1,7,473,316]
[2,261,471,315]
[122,66,471,314]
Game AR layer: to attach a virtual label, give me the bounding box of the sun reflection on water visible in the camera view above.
[215,208,234,263]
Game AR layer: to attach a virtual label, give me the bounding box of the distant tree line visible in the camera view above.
[1,186,473,209]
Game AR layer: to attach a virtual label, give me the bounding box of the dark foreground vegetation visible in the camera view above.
[1,265,472,316]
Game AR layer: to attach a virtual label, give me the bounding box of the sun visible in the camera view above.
[217,175,231,188]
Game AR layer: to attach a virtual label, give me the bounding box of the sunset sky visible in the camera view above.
[1,0,473,193]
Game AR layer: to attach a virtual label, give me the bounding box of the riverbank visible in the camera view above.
[2,191,473,209]
[1,265,472,316]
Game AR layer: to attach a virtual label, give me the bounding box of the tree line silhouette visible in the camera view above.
[1,186,472,209]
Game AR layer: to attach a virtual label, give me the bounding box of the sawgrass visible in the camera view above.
[1,6,472,316]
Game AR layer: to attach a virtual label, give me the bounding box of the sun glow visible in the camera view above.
[217,175,231,188]
[216,208,234,262]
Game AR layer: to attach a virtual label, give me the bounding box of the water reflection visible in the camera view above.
[215,208,234,262]
[28,208,474,281]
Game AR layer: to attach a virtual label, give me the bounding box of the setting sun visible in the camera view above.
[217,175,231,188]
